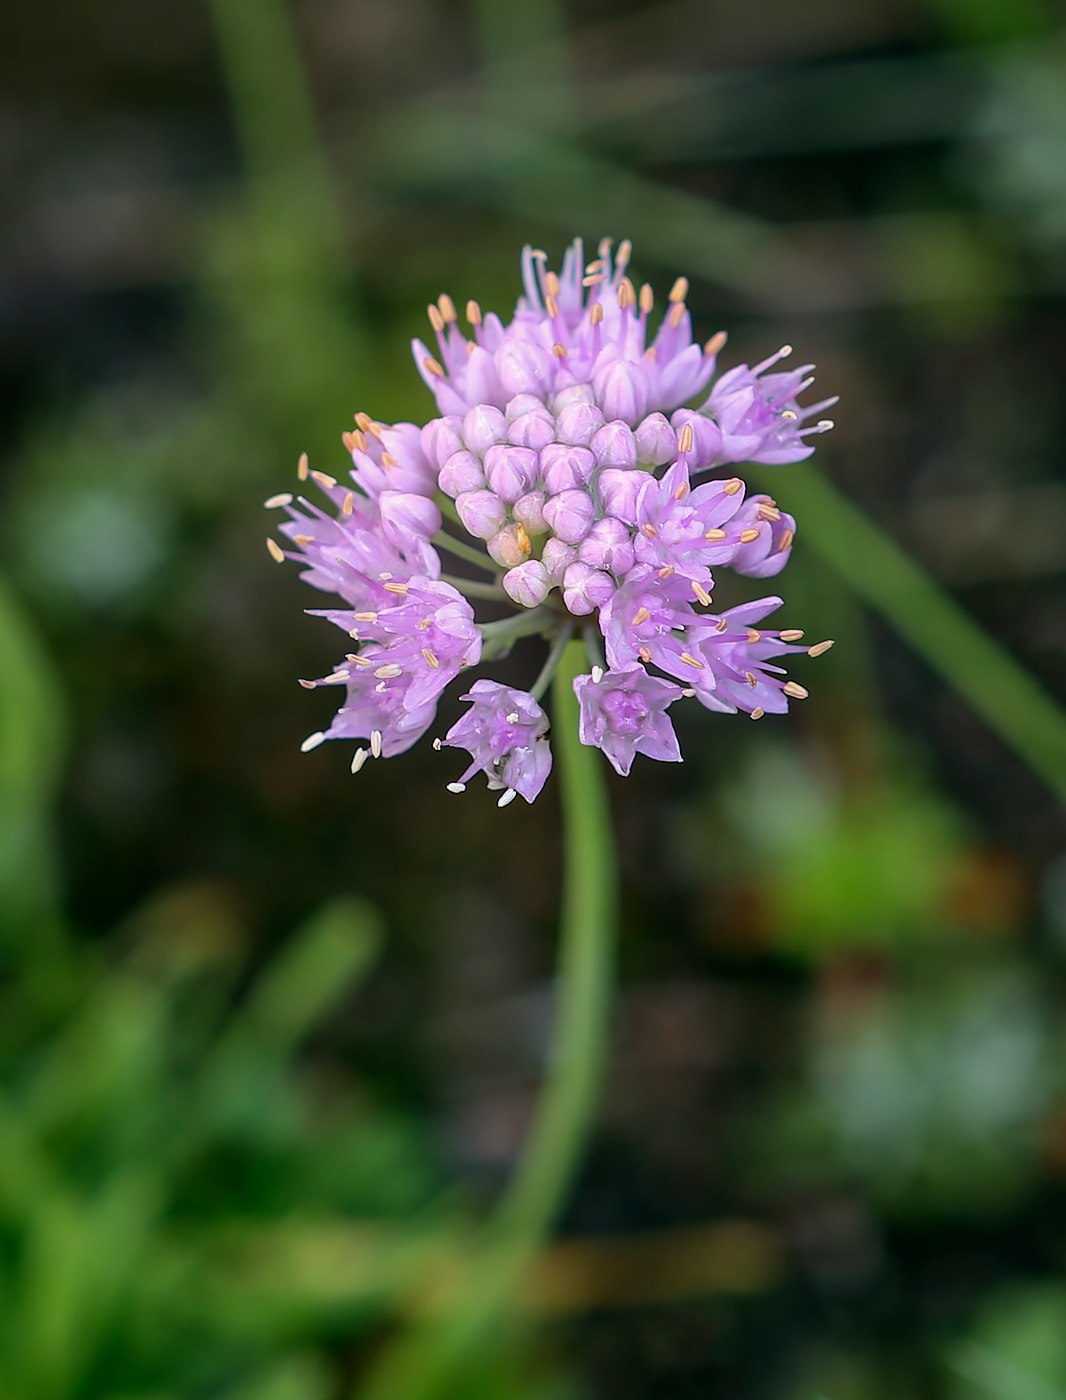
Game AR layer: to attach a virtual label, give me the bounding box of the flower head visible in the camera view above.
[268,238,835,797]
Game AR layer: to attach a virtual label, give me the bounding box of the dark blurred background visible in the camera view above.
[4,0,1066,1396]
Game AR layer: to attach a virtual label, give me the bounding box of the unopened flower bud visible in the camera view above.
[507,411,556,450]
[462,405,507,454]
[541,537,577,584]
[578,517,635,575]
[591,420,637,469]
[456,488,507,539]
[563,562,615,615]
[555,400,606,446]
[670,408,723,467]
[543,488,596,544]
[635,412,678,466]
[421,415,465,469]
[598,467,653,525]
[487,523,533,568]
[593,358,650,425]
[502,559,551,608]
[497,340,554,398]
[438,449,485,497]
[540,442,595,494]
[513,490,548,535]
[551,384,595,413]
[484,444,539,503]
[505,393,547,421]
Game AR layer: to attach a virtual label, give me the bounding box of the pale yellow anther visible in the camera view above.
[747,629,762,643]
[808,639,835,657]
[632,606,651,626]
[750,706,765,720]
[668,301,686,329]
[715,618,729,633]
[680,651,705,669]
[531,248,548,261]
[668,276,689,302]
[353,612,378,622]
[438,293,457,322]
[380,452,398,468]
[311,471,337,489]
[383,581,409,595]
[617,239,632,266]
[466,341,476,358]
[783,681,809,699]
[777,529,794,552]
[642,523,657,538]
[466,299,482,326]
[545,294,559,319]
[294,534,313,545]
[675,480,690,500]
[739,528,761,544]
[423,356,445,377]
[583,273,606,286]
[705,528,727,541]
[638,645,653,663]
[427,304,445,333]
[658,564,675,579]
[342,431,356,452]
[545,271,561,296]
[585,259,604,274]
[639,283,654,314]
[693,581,712,606]
[515,523,531,556]
[780,630,804,641]
[375,664,402,679]
[723,478,743,496]
[342,493,354,516]
[553,343,568,357]
[352,430,367,452]
[297,452,309,480]
[590,303,604,326]
[422,648,440,669]
[745,672,758,688]
[705,330,728,356]
[617,277,635,311]
[265,493,292,508]
[758,503,782,521]
[677,424,694,454]
[266,538,285,562]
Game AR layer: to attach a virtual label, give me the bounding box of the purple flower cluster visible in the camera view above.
[267,238,836,801]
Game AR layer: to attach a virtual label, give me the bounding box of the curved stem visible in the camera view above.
[356,639,617,1399]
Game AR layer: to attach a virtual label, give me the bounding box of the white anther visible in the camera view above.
[300,731,326,753]
[591,666,604,684]
[447,782,467,794]
[351,748,369,773]
[264,493,293,508]
[506,712,520,724]
[432,737,442,750]
[370,730,383,758]
[497,788,518,808]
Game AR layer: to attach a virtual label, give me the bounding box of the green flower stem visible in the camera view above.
[356,639,617,1399]
[755,463,1066,806]
[432,531,499,572]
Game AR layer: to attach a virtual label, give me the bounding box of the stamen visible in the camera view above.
[705,330,727,356]
[422,647,440,668]
[342,431,356,452]
[642,524,657,538]
[783,681,809,699]
[677,424,694,454]
[553,343,568,357]
[750,707,765,720]
[264,492,292,508]
[545,294,560,319]
[780,409,798,421]
[668,301,686,329]
[723,478,743,496]
[427,304,445,333]
[311,470,337,489]
[267,539,285,562]
[497,788,518,808]
[293,534,313,545]
[658,565,675,579]
[438,293,457,322]
[617,239,632,267]
[374,664,403,679]
[668,276,688,302]
[370,730,383,758]
[639,283,654,314]
[418,617,431,630]
[745,672,758,688]
[447,781,466,794]
[747,629,761,643]
[531,248,548,261]
[705,528,727,542]
[777,529,794,552]
[680,652,705,669]
[681,688,696,698]
[298,678,316,689]
[300,731,325,752]
[632,606,651,626]
[808,639,835,657]
[466,299,482,326]
[780,629,804,641]
[758,503,782,522]
[506,711,520,723]
[715,618,729,633]
[582,273,606,286]
[297,452,309,480]
[545,271,561,296]
[351,748,369,773]
[423,356,445,377]
[674,479,690,500]
[351,429,367,452]
[380,452,397,467]
[591,666,604,684]
[348,655,372,668]
[617,277,635,310]
[585,259,604,274]
[638,646,653,663]
[342,492,354,515]
[353,611,378,622]
[692,581,712,606]
[739,528,761,544]
[590,303,604,326]
[383,581,409,595]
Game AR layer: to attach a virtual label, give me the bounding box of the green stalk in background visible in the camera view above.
[357,639,619,1400]
[755,463,1066,806]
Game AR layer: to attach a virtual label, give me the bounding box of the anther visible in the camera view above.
[298,678,316,689]
[466,342,475,357]
[422,648,440,668]
[747,629,762,643]
[466,299,482,326]
[780,629,804,641]
[715,618,729,633]
[692,581,712,606]
[590,303,604,326]
[658,565,675,579]
[294,534,313,545]
[617,278,635,310]
[705,528,727,542]
[816,419,835,432]
[311,470,337,490]
[267,539,285,562]
[739,528,761,544]
[531,249,548,261]
[808,640,835,657]
[374,664,403,679]
[348,655,372,668]
[553,343,568,357]
[297,452,309,480]
[265,493,292,508]
[383,581,409,595]
[674,479,690,501]
[705,330,727,356]
[438,293,457,322]
[750,707,765,720]
[582,273,606,286]
[506,712,519,724]
[370,730,383,758]
[638,646,653,662]
[783,681,809,699]
[668,276,689,303]
[427,304,445,333]
[668,301,686,329]
[723,478,743,496]
[642,524,657,538]
[342,431,356,452]
[777,529,794,552]
[617,239,632,267]
[585,259,604,274]
[353,611,378,622]
[498,788,518,808]
[352,429,367,452]
[545,294,560,319]
[423,356,445,377]
[745,672,758,688]
[351,748,369,773]
[632,606,651,626]
[300,731,325,752]
[342,492,354,515]
[639,283,654,314]
[446,781,466,794]
[677,424,694,454]
[780,409,798,421]
[591,666,604,684]
[779,344,793,357]
[680,652,705,669]
[545,271,561,296]
[758,503,782,521]
[432,737,442,750]
[681,688,696,698]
